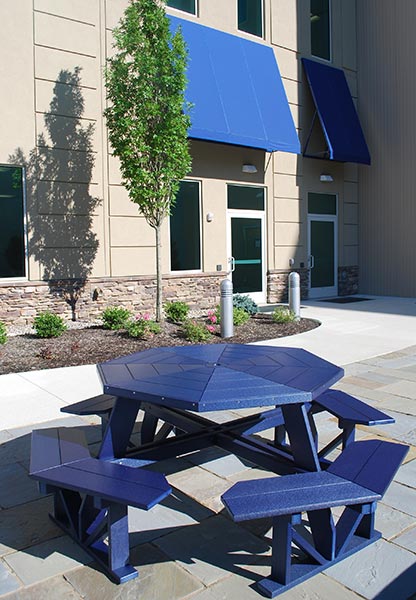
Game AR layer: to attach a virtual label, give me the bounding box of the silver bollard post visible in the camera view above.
[220,279,234,338]
[288,271,301,321]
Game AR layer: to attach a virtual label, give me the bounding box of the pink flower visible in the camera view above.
[206,325,215,334]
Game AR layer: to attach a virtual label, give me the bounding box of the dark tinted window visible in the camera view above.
[308,192,336,215]
[0,166,25,278]
[238,0,263,38]
[167,0,196,14]
[311,0,331,60]
[228,185,264,211]
[170,181,201,271]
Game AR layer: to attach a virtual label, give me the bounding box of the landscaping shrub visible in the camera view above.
[213,306,250,327]
[233,307,250,326]
[125,314,161,339]
[33,312,67,338]
[164,301,189,323]
[0,321,7,345]
[232,294,258,316]
[101,306,131,330]
[272,306,296,324]
[182,319,211,342]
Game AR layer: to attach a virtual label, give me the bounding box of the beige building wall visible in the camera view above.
[0,1,364,323]
[357,0,416,296]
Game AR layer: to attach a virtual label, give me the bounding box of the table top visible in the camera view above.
[97,344,343,412]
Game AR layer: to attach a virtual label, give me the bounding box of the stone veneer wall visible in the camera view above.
[267,269,309,303]
[0,272,225,325]
[338,266,359,296]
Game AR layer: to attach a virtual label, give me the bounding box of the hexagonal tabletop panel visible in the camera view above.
[97,344,343,412]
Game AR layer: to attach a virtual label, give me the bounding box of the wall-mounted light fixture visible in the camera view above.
[206,212,214,222]
[242,164,258,174]
[320,173,333,182]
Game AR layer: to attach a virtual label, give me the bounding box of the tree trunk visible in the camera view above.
[155,222,163,322]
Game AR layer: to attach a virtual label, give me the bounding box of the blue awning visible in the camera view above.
[302,58,371,165]
[169,17,300,154]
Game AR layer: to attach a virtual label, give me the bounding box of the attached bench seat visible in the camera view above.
[61,394,117,436]
[311,389,395,457]
[30,427,171,584]
[222,439,408,598]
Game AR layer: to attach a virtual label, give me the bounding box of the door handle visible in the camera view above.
[309,255,315,269]
[228,256,236,272]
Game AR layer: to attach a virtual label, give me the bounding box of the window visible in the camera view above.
[228,184,264,210]
[238,0,263,38]
[167,0,196,15]
[170,181,201,271]
[308,192,336,215]
[0,166,26,278]
[310,0,331,61]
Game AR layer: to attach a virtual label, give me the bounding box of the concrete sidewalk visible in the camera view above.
[0,296,414,599]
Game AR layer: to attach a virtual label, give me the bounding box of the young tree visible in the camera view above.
[105,0,192,321]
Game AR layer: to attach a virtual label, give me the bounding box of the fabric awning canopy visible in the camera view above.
[169,16,300,154]
[302,58,371,165]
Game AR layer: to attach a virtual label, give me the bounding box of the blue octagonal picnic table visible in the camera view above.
[97,344,344,473]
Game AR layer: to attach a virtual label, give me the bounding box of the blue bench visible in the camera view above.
[222,439,408,598]
[61,394,117,436]
[61,395,175,445]
[30,427,171,584]
[311,389,395,458]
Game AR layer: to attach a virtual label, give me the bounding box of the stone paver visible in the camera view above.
[64,543,203,600]
[326,538,416,599]
[0,328,415,600]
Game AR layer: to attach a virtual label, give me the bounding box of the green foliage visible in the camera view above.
[213,306,250,327]
[233,307,250,326]
[125,316,161,338]
[104,0,192,321]
[0,321,7,345]
[33,312,67,338]
[101,306,131,330]
[232,294,258,316]
[164,300,189,322]
[272,306,296,324]
[182,319,211,342]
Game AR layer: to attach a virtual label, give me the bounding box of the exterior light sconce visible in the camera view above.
[320,173,333,182]
[242,164,258,174]
[206,212,214,222]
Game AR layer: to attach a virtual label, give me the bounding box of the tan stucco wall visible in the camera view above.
[0,0,360,301]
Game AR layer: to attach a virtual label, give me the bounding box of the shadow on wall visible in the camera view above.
[9,68,101,320]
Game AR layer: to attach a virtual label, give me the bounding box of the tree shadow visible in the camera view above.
[9,67,101,320]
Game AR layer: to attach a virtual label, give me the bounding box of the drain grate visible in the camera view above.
[320,297,371,304]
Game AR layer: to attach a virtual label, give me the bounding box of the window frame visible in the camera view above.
[169,179,203,274]
[310,0,332,63]
[0,164,28,281]
[237,0,264,40]
[166,0,198,16]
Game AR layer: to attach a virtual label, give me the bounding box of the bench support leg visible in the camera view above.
[49,488,138,584]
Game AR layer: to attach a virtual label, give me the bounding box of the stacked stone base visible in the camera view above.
[267,269,310,303]
[0,272,225,326]
[338,266,359,296]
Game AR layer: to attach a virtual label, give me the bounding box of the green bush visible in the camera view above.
[0,321,7,345]
[233,294,258,316]
[272,306,296,324]
[213,305,250,327]
[164,301,189,323]
[33,312,67,338]
[101,306,131,330]
[233,307,250,326]
[125,317,161,339]
[182,319,210,342]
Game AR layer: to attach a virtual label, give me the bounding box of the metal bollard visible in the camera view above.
[220,279,234,338]
[288,272,301,321]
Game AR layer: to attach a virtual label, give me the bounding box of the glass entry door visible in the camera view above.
[308,215,337,298]
[228,211,265,303]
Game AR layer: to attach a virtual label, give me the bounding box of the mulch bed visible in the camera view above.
[0,314,319,375]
